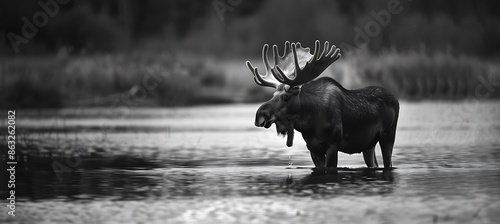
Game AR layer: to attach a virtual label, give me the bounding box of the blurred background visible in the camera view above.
[1,0,500,108]
[1,1,500,222]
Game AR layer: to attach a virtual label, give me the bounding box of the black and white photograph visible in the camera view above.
[1,0,500,223]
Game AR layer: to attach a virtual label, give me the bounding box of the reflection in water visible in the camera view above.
[11,148,500,204]
[284,169,397,197]
[14,159,398,201]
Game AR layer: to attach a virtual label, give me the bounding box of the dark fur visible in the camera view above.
[256,77,399,170]
[295,78,398,133]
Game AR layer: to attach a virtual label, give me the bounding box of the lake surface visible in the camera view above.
[1,101,500,223]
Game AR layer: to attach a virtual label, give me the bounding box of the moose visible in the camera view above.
[246,40,399,171]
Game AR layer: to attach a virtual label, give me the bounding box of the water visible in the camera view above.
[1,102,500,223]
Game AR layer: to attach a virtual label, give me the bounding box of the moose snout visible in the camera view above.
[255,110,271,127]
[255,104,275,128]
[255,115,266,127]
[255,115,276,128]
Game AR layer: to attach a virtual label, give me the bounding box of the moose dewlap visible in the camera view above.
[246,40,399,171]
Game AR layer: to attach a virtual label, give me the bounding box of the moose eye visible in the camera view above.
[282,94,290,101]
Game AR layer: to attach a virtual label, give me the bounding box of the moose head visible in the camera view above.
[246,40,341,147]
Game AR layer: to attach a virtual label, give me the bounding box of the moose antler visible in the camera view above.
[246,44,282,88]
[246,40,341,88]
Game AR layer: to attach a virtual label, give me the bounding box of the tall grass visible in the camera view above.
[1,50,498,109]
[0,52,227,108]
[336,49,500,100]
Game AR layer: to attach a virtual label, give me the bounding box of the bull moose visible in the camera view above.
[246,40,399,171]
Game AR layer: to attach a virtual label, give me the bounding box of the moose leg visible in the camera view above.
[379,131,396,169]
[310,151,325,167]
[362,146,378,168]
[325,145,338,168]
[324,145,338,174]
[304,135,326,167]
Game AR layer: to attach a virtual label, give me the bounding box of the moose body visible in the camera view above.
[264,77,399,169]
[247,40,399,171]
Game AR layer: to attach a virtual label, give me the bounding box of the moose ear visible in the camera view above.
[283,85,290,92]
[290,86,301,95]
